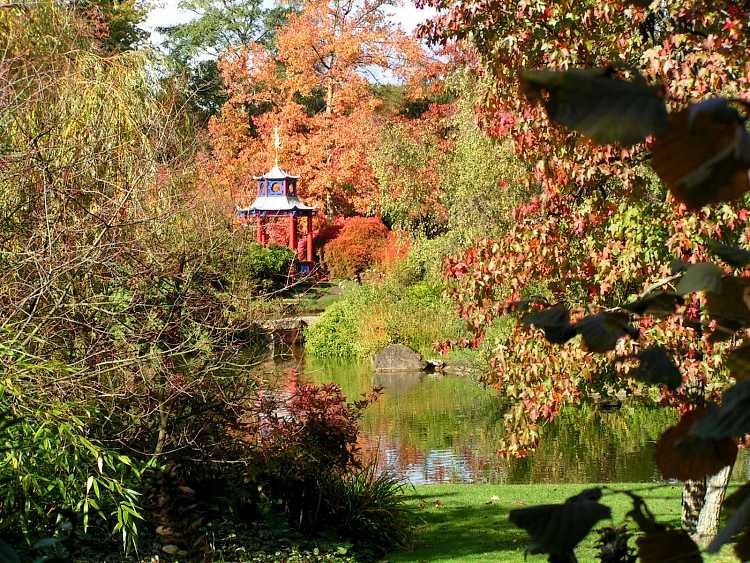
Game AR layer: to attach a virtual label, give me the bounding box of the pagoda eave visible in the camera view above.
[237,208,316,218]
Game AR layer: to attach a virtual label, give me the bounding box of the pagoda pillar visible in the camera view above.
[289,215,298,253]
[256,214,264,244]
[306,216,313,262]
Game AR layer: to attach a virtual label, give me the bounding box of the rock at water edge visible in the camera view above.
[372,344,427,372]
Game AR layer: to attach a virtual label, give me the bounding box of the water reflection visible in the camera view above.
[259,354,679,485]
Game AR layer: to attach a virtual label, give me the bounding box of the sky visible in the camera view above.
[141,0,435,50]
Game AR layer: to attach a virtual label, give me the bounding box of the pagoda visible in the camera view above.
[235,146,317,273]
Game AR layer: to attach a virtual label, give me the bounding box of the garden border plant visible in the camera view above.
[245,382,413,559]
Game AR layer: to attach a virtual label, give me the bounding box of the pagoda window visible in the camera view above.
[269,181,283,195]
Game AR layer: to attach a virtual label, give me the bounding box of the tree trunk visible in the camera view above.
[682,479,706,535]
[694,464,733,547]
[154,397,168,456]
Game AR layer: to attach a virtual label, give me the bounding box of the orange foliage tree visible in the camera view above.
[321,216,390,279]
[205,0,425,217]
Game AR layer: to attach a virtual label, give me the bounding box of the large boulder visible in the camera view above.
[372,344,426,372]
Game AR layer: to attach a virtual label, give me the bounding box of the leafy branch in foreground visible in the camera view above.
[519,69,750,210]
[423,0,750,557]
[506,64,750,559]
[509,488,611,561]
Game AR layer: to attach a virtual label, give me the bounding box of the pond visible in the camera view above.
[256,351,701,485]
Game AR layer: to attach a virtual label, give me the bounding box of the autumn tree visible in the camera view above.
[418,0,750,545]
[206,0,425,216]
[372,67,531,241]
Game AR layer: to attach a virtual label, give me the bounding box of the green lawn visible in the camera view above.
[388,483,738,562]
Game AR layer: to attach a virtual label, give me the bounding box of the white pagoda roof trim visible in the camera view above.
[240,194,317,213]
[253,165,299,180]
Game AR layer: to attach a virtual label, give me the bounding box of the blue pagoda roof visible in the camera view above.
[237,164,316,217]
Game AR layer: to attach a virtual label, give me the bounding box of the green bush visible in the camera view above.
[391,234,465,287]
[249,384,373,532]
[245,383,410,558]
[238,242,296,294]
[305,278,468,360]
[403,280,443,308]
[0,349,148,554]
[304,299,361,358]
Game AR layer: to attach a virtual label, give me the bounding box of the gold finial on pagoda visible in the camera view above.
[274,125,281,168]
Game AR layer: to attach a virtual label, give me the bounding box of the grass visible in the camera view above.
[388,483,739,562]
[289,281,346,314]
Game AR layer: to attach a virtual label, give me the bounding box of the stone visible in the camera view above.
[425,359,446,373]
[372,344,426,372]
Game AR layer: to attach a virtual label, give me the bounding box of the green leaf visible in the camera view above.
[509,487,611,558]
[670,259,689,275]
[726,342,750,382]
[520,68,668,146]
[655,408,737,481]
[652,99,750,210]
[521,304,576,344]
[621,291,683,316]
[706,277,750,325]
[692,381,750,440]
[676,263,724,295]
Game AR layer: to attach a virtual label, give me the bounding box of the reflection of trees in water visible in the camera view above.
[509,404,679,484]
[272,357,678,484]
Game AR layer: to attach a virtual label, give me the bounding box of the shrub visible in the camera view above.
[303,299,362,358]
[238,242,296,293]
[312,217,346,259]
[321,217,389,279]
[305,278,469,359]
[0,349,148,554]
[247,384,381,533]
[245,383,411,557]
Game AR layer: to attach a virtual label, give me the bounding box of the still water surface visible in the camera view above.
[258,353,681,485]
